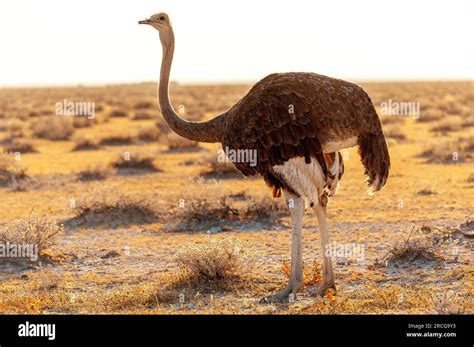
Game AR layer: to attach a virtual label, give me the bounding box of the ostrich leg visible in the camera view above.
[312,199,336,295]
[261,190,304,303]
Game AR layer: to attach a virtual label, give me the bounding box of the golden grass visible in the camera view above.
[175,236,260,281]
[0,81,472,314]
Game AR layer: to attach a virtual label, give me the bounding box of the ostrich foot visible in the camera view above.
[311,281,336,296]
[259,281,303,304]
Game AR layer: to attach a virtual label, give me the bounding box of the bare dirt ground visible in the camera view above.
[0,81,472,314]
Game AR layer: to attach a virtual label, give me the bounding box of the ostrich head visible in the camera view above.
[139,12,173,46]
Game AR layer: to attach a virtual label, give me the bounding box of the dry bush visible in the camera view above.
[430,116,463,133]
[199,151,240,177]
[419,137,474,163]
[242,195,285,220]
[174,236,259,281]
[462,115,474,128]
[0,214,63,263]
[110,154,161,173]
[375,227,440,266]
[131,111,155,120]
[77,165,109,181]
[467,173,474,183]
[431,290,472,314]
[0,154,28,187]
[380,115,405,125]
[108,109,128,118]
[137,127,161,142]
[31,116,74,140]
[99,134,134,146]
[0,119,23,134]
[133,101,154,110]
[416,188,437,196]
[173,196,285,231]
[166,133,199,150]
[383,125,406,141]
[183,198,240,228]
[417,107,444,123]
[72,116,98,128]
[27,269,63,291]
[72,137,100,151]
[65,194,160,228]
[3,140,36,154]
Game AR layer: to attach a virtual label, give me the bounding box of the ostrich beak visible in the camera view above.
[138,19,151,25]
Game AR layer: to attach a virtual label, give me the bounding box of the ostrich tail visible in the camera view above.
[358,131,390,195]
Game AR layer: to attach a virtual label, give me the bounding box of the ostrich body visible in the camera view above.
[139,13,390,302]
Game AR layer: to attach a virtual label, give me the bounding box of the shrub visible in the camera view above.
[0,154,28,187]
[0,214,63,263]
[419,137,474,163]
[166,133,199,150]
[174,237,259,281]
[3,140,36,154]
[110,154,160,173]
[31,117,74,140]
[66,194,160,228]
[137,127,161,142]
[99,134,134,146]
[72,137,100,151]
[77,165,109,181]
[108,109,128,118]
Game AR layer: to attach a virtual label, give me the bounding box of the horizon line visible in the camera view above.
[1,77,473,89]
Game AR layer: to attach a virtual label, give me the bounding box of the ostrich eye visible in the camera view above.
[159,16,165,21]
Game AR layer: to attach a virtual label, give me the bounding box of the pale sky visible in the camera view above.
[0,0,472,87]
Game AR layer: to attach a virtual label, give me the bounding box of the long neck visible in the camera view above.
[158,28,225,143]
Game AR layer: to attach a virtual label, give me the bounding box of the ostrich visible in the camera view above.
[139,13,390,303]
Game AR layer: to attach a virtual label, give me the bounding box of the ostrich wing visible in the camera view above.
[222,73,382,180]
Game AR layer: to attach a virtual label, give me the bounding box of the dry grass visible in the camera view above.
[430,116,463,133]
[137,126,161,142]
[281,260,322,287]
[109,109,128,118]
[110,153,161,173]
[416,188,437,196]
[77,165,109,181]
[72,116,98,128]
[65,194,160,228]
[0,214,62,263]
[417,107,444,123]
[199,150,241,176]
[99,134,134,146]
[172,195,285,232]
[31,116,74,140]
[3,140,36,154]
[72,136,100,151]
[375,227,441,266]
[133,101,154,110]
[383,125,406,141]
[419,137,474,163]
[0,81,472,314]
[175,236,259,281]
[131,111,155,120]
[0,154,28,188]
[166,133,199,150]
[467,173,474,183]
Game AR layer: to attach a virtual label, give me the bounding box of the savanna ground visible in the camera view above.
[0,81,472,314]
